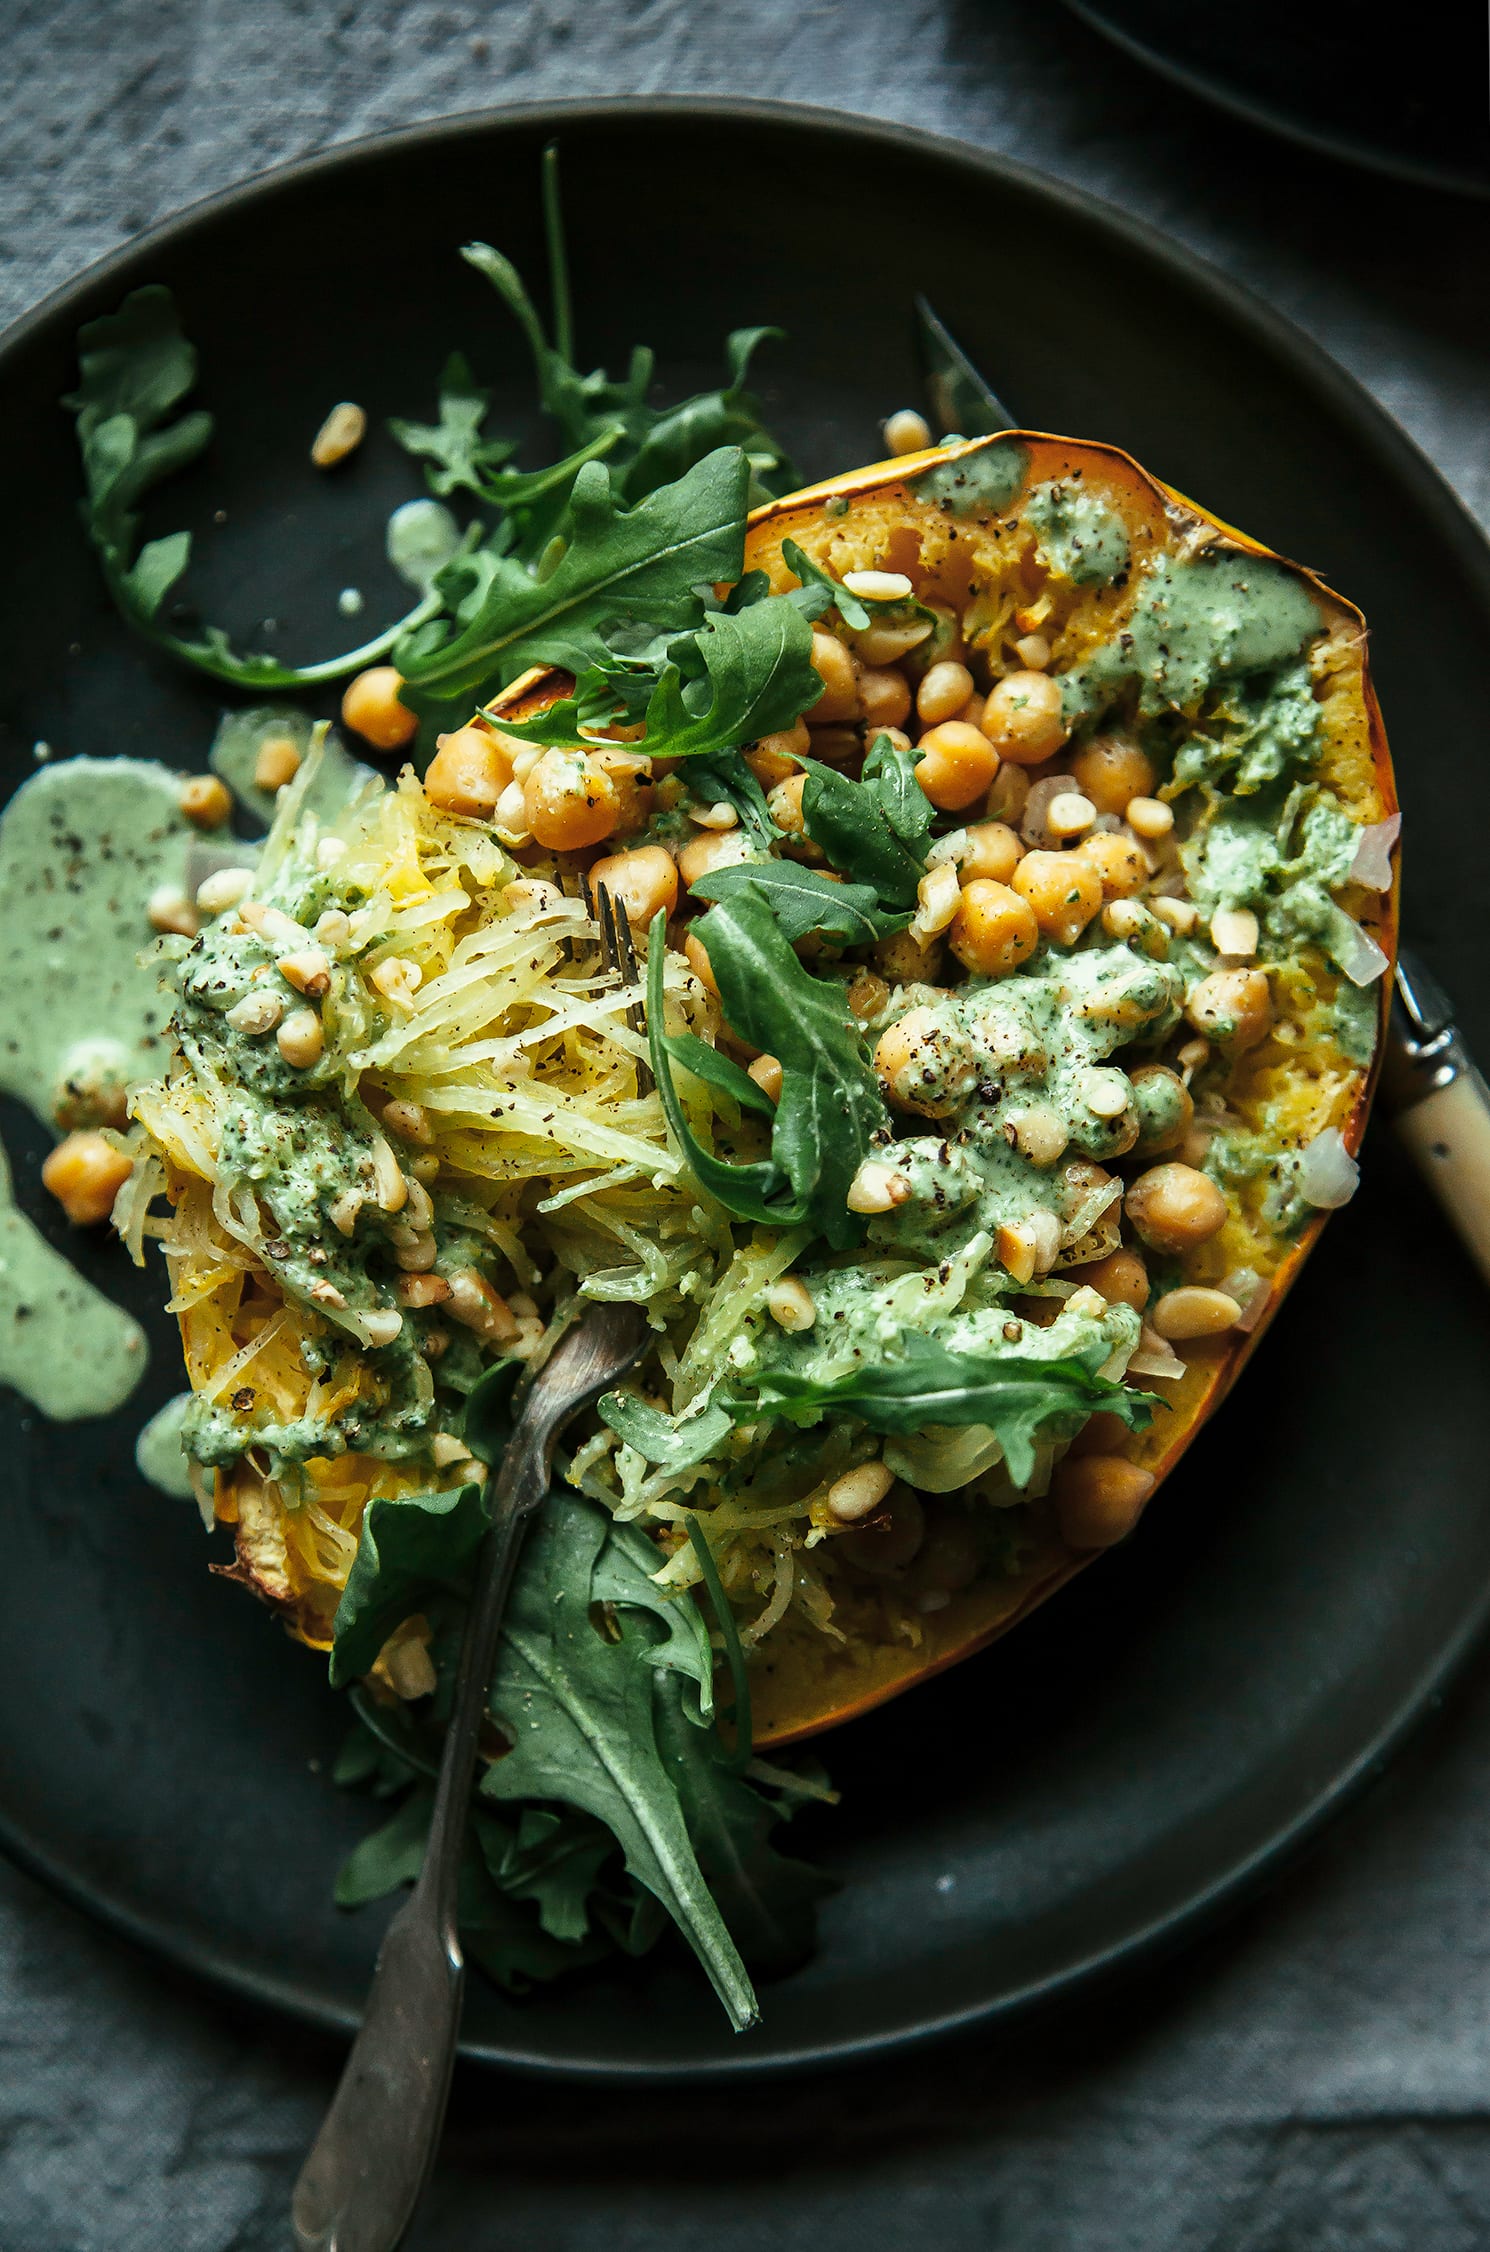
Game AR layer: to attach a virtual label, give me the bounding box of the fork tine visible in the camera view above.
[592,881,654,1098]
[612,901,654,1098]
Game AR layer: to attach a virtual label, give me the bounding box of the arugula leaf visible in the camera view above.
[65,286,440,688]
[480,1490,759,2028]
[598,1392,736,1471]
[490,593,820,764]
[387,351,516,497]
[328,1481,487,1687]
[862,731,935,853]
[647,890,886,1249]
[779,537,930,632]
[798,755,928,911]
[728,1336,1157,1488]
[623,328,797,505]
[395,447,750,723]
[653,1028,779,1118]
[462,1358,522,1466]
[654,1674,832,1973]
[691,858,907,946]
[685,751,782,851]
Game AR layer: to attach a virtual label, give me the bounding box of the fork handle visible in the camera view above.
[290,1433,545,2252]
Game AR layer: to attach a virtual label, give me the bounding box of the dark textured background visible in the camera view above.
[6,4,1490,2246]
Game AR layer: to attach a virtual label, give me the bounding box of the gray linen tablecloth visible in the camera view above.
[6,5,1490,2246]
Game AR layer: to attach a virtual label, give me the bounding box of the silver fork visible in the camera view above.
[291,1306,645,2250]
[588,878,654,1096]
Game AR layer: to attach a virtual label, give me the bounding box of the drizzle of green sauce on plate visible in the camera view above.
[0,755,217,1130]
[134,1389,196,1497]
[0,1132,147,1418]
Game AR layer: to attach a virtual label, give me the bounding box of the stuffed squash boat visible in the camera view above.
[126,430,1396,1764]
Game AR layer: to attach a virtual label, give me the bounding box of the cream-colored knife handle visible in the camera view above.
[1393,1068,1490,1289]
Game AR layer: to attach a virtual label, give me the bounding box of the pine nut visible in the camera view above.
[1210,906,1259,960]
[843,569,913,602]
[396,1271,452,1308]
[446,1268,518,1342]
[383,1098,433,1144]
[276,1007,324,1068]
[1125,795,1173,839]
[179,774,233,829]
[1150,1286,1242,1340]
[1150,896,1198,935]
[328,1187,365,1236]
[310,400,367,467]
[362,1309,405,1348]
[765,1277,816,1332]
[226,990,283,1035]
[196,866,255,915]
[278,947,332,997]
[911,861,962,939]
[1082,1067,1131,1119]
[254,735,302,793]
[846,1160,913,1214]
[1046,790,1097,840]
[147,884,199,938]
[826,1461,895,1522]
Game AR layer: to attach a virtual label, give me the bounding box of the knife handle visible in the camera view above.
[1393,1063,1490,1290]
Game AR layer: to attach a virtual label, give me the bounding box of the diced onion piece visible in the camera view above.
[1221,1266,1271,1333]
[1297,1127,1360,1210]
[1349,812,1401,892]
[1127,1327,1187,1381]
[1333,914,1390,988]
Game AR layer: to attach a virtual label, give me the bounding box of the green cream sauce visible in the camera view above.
[134,1389,195,1497]
[1067,551,1323,722]
[209,704,314,829]
[0,1133,147,1419]
[911,437,1029,517]
[1025,478,1129,586]
[386,499,462,592]
[0,757,218,1130]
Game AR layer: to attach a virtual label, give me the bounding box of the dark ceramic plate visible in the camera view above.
[3,99,1490,2082]
[1064,0,1490,197]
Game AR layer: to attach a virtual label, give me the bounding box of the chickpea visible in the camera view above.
[1129,1064,1193,1156]
[684,928,718,996]
[807,630,860,724]
[522,749,622,851]
[916,659,975,726]
[1012,849,1104,946]
[986,762,1031,825]
[884,408,933,456]
[1125,1161,1228,1254]
[873,1006,971,1118]
[914,720,1000,812]
[424,724,513,818]
[858,666,913,731]
[41,1130,133,1227]
[807,725,861,764]
[874,927,943,983]
[1186,968,1273,1052]
[766,772,807,835]
[837,1486,925,1573]
[1068,734,1156,814]
[982,669,1067,766]
[1052,1454,1156,1548]
[948,879,1039,977]
[1079,1246,1150,1313]
[846,970,891,1021]
[179,773,232,830]
[743,719,808,787]
[253,734,302,793]
[1069,1408,1137,1457]
[587,844,679,927]
[677,828,754,888]
[958,821,1024,884]
[341,666,418,753]
[1079,830,1150,901]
